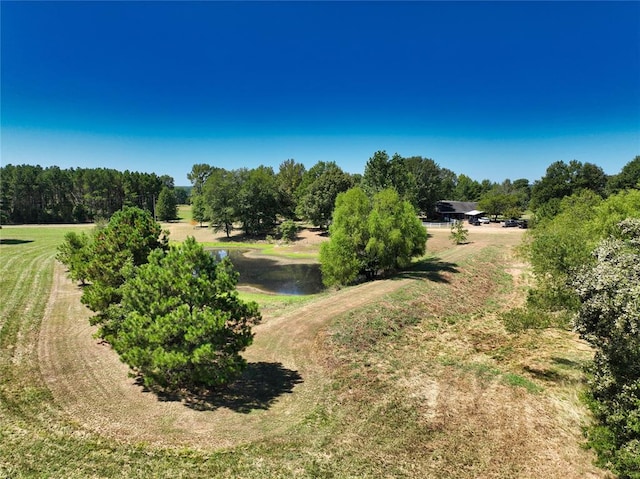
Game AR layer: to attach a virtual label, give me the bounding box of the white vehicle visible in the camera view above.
[479,217,491,224]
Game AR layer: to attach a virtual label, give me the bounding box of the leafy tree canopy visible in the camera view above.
[1,164,169,223]
[156,186,178,221]
[56,231,91,284]
[298,163,354,229]
[320,187,426,287]
[236,166,280,236]
[478,189,522,221]
[187,163,216,196]
[277,159,306,219]
[530,160,607,213]
[452,174,483,202]
[190,193,209,227]
[202,168,239,237]
[607,155,640,194]
[525,189,640,313]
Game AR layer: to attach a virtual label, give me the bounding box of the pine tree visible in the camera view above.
[156,186,178,221]
[114,237,261,391]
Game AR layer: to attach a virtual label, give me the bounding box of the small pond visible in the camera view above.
[209,249,324,296]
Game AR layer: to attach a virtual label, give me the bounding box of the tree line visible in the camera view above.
[189,151,532,238]
[0,164,188,224]
[4,154,636,229]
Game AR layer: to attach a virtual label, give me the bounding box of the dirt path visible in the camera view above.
[37,225,525,449]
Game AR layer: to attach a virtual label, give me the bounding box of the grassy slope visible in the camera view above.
[0,225,604,478]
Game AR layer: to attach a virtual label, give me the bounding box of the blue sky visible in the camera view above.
[2,1,639,185]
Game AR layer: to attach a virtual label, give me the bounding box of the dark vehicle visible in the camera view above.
[518,220,528,229]
[468,217,481,226]
[503,219,519,227]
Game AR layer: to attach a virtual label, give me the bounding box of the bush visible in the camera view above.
[573,219,640,478]
[278,219,298,242]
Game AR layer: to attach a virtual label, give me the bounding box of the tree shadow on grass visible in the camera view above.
[143,362,303,413]
[0,238,34,245]
[396,256,460,283]
[522,357,588,385]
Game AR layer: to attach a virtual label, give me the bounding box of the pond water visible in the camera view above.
[209,249,323,296]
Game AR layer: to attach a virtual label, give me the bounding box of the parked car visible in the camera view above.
[518,219,528,229]
[468,217,481,226]
[503,219,519,227]
[479,217,491,224]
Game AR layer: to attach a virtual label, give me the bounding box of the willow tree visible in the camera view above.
[320,187,426,287]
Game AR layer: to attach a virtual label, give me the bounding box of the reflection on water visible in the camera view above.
[209,249,323,296]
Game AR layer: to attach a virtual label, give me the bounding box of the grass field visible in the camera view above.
[0,223,606,478]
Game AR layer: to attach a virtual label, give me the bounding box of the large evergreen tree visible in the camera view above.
[156,186,178,221]
[80,207,168,341]
[113,237,261,391]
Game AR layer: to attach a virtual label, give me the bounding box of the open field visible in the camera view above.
[0,221,607,478]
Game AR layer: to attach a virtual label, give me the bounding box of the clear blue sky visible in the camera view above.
[2,1,639,185]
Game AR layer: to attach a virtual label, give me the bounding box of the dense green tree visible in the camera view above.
[295,161,339,208]
[361,151,391,193]
[121,170,164,213]
[320,187,426,287]
[113,237,261,392]
[525,189,640,314]
[453,174,482,201]
[366,188,426,272]
[278,219,298,242]
[277,159,306,219]
[573,219,640,478]
[56,231,91,284]
[298,163,354,229]
[159,175,174,189]
[190,194,209,227]
[40,166,74,222]
[80,207,168,341]
[0,164,171,223]
[319,187,371,286]
[156,187,178,221]
[404,156,443,216]
[530,160,607,212]
[236,166,280,236]
[202,168,239,237]
[361,151,416,204]
[607,156,640,194]
[478,189,522,221]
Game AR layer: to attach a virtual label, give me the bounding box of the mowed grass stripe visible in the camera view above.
[0,249,53,334]
[0,227,86,410]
